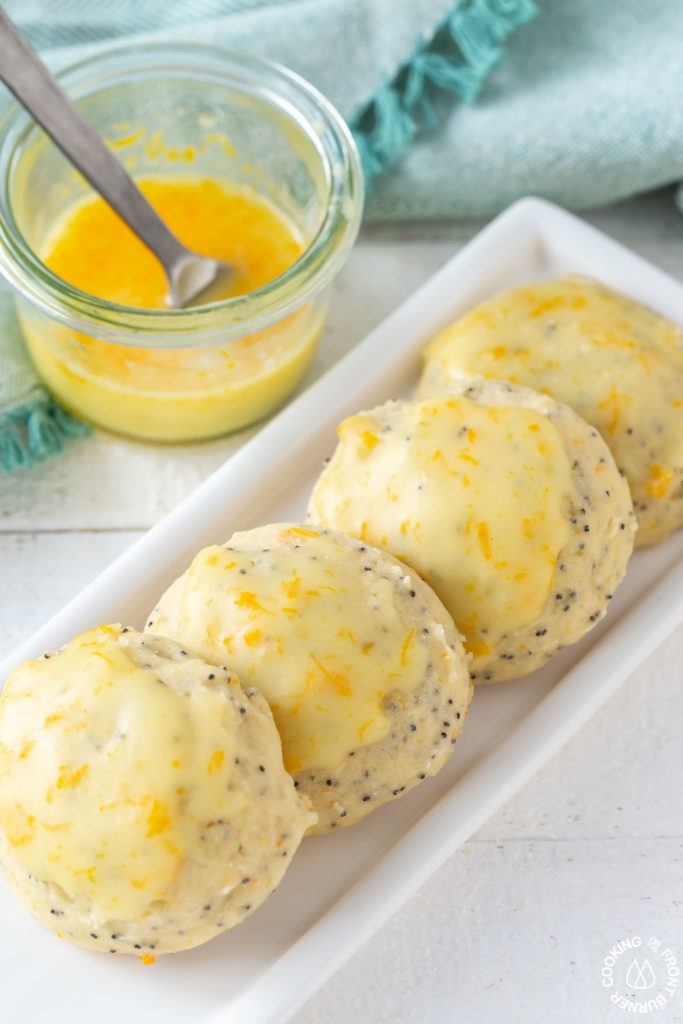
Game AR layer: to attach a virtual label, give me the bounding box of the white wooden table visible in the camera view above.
[1,189,681,1024]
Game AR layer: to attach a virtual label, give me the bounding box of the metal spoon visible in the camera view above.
[0,9,233,308]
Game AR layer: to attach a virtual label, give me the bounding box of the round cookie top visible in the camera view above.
[417,275,683,546]
[308,378,636,684]
[0,625,315,955]
[146,524,472,832]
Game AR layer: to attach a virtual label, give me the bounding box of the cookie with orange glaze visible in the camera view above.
[308,377,636,684]
[146,524,472,832]
[418,275,683,545]
[0,626,314,955]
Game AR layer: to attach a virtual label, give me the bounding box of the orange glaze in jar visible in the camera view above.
[43,178,301,308]
[22,177,324,441]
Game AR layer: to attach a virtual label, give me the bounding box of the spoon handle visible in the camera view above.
[0,8,188,275]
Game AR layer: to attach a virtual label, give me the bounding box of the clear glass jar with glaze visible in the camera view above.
[0,43,363,441]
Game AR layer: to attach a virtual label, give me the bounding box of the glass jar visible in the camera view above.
[0,43,363,441]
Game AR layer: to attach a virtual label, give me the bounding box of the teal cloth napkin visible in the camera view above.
[3,0,683,470]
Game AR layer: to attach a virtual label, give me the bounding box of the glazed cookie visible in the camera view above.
[417,275,683,546]
[146,524,472,833]
[308,378,636,684]
[0,625,315,956]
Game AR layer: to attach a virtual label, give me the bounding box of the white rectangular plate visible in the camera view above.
[2,198,683,1024]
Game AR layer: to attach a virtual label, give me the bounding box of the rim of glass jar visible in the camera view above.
[0,42,364,348]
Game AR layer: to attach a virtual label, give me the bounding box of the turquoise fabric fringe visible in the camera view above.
[351,0,538,185]
[0,396,90,472]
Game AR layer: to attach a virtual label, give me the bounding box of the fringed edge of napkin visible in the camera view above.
[351,0,538,185]
[0,395,90,472]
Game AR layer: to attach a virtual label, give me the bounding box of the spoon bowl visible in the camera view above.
[168,254,235,309]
